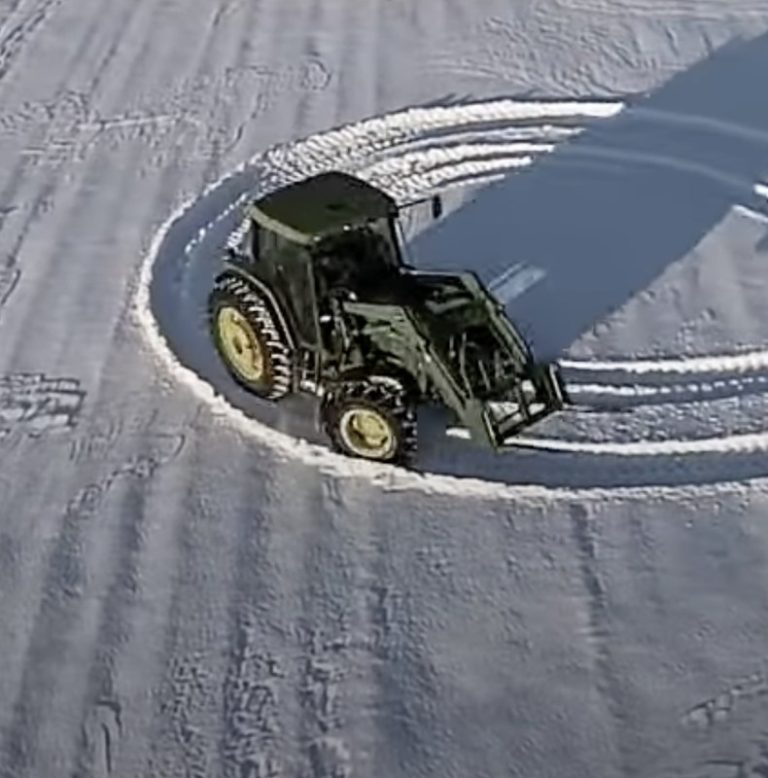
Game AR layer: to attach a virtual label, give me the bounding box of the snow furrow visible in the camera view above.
[258,99,623,193]
[136,93,768,496]
[134,196,768,497]
[280,99,624,162]
[735,203,768,225]
[364,156,536,201]
[561,347,768,376]
[360,137,756,206]
[0,0,62,83]
[359,141,555,181]
[513,430,768,456]
[568,373,768,400]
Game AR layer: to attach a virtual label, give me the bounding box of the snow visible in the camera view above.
[2,1,768,776]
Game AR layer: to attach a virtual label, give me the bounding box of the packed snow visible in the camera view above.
[2,0,768,776]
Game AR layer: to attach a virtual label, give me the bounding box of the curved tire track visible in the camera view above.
[135,96,768,493]
[0,0,63,83]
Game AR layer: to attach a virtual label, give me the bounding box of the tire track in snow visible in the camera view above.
[511,430,768,457]
[0,0,62,83]
[567,372,768,408]
[550,0,768,20]
[67,427,190,778]
[682,664,768,731]
[214,446,337,778]
[79,701,122,778]
[138,11,307,773]
[0,439,184,778]
[137,96,768,492]
[218,472,287,778]
[0,373,85,437]
[140,448,243,778]
[0,266,19,310]
[569,504,632,775]
[292,476,358,778]
[361,495,453,778]
[0,0,149,382]
[562,346,768,378]
[0,0,127,279]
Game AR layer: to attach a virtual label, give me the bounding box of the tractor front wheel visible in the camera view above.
[322,378,417,465]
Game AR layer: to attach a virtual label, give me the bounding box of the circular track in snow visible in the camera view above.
[134,97,768,495]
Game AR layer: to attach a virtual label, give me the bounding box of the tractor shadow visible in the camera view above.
[148,32,768,490]
[410,32,768,488]
[409,32,768,361]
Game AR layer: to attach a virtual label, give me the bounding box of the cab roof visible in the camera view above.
[248,171,398,245]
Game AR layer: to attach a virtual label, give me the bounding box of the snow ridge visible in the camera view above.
[135,96,768,494]
[562,347,768,376]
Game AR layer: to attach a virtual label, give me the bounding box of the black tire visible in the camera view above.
[321,378,417,465]
[208,273,293,400]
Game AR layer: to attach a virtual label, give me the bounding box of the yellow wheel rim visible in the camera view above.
[216,306,266,383]
[339,406,395,459]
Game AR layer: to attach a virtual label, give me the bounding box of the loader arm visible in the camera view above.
[343,300,550,448]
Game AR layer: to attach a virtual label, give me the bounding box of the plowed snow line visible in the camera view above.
[287,471,357,778]
[567,373,768,403]
[261,99,624,185]
[0,0,122,296]
[363,138,759,203]
[0,454,177,778]
[136,198,768,494]
[736,204,768,224]
[137,95,768,496]
[64,433,187,778]
[178,101,625,257]
[144,466,245,778]
[361,141,557,179]
[0,0,61,83]
[552,0,768,19]
[561,347,768,376]
[219,457,297,778]
[512,430,768,456]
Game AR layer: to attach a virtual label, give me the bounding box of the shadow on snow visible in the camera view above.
[149,33,768,489]
[411,33,768,360]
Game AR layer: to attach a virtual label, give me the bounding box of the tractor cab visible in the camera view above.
[227,171,410,341]
[312,221,404,301]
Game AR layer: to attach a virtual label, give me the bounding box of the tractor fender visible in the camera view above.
[216,265,297,352]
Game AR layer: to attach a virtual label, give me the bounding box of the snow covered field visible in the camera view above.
[2,0,768,776]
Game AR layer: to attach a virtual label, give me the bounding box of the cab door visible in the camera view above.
[269,237,321,352]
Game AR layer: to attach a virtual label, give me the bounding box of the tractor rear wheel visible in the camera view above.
[208,274,293,400]
[322,378,417,465]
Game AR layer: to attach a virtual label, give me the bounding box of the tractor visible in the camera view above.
[208,170,568,465]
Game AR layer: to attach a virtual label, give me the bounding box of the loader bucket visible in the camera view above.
[449,363,568,449]
[483,363,568,447]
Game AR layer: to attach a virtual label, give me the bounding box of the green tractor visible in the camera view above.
[208,171,568,465]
